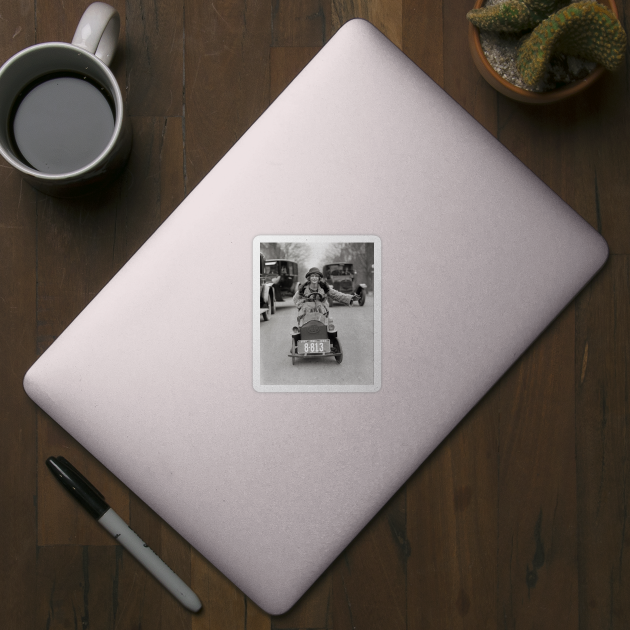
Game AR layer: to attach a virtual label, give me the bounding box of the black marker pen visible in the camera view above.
[46,456,202,612]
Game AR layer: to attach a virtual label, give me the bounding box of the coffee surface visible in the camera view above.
[12,74,115,174]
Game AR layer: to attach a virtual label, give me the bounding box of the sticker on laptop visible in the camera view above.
[253,235,381,393]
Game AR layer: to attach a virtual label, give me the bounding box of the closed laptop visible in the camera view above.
[24,19,608,614]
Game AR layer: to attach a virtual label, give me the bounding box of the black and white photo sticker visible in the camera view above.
[254,235,381,393]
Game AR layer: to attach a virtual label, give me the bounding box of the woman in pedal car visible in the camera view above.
[293,267,359,326]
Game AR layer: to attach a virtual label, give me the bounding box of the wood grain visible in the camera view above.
[0,5,39,629]
[36,545,119,630]
[331,486,408,630]
[271,0,332,46]
[443,0,498,132]
[125,0,184,117]
[0,151,38,630]
[497,305,579,629]
[1,0,629,627]
[332,0,403,48]
[407,393,499,629]
[184,0,271,191]
[583,72,630,254]
[576,256,630,629]
[403,0,444,88]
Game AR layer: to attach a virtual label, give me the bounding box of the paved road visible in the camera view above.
[259,295,375,387]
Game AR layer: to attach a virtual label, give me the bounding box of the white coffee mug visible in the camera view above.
[0,3,132,197]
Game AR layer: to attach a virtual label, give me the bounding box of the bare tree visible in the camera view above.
[260,242,286,260]
[259,242,310,278]
[321,243,342,266]
[283,243,310,274]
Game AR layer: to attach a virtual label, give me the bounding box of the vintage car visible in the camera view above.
[322,262,367,306]
[289,300,342,365]
[263,259,298,301]
[259,254,276,321]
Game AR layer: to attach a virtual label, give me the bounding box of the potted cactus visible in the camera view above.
[467,0,627,103]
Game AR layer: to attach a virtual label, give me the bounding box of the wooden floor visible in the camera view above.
[1,0,629,628]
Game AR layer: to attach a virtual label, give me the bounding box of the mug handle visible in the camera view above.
[71,2,120,67]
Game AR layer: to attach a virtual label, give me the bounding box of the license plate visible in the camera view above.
[298,340,330,355]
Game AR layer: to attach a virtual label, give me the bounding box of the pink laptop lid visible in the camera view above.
[24,19,607,614]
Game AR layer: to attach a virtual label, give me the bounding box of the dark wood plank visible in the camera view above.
[0,132,38,630]
[36,545,119,630]
[330,486,407,630]
[497,305,578,628]
[126,0,184,117]
[407,394,499,629]
[577,0,630,253]
[582,72,630,254]
[576,256,630,629]
[331,0,402,48]
[0,5,39,629]
[443,0,498,132]
[402,0,444,88]
[0,0,36,54]
[272,0,332,46]
[36,0,121,44]
[184,0,272,192]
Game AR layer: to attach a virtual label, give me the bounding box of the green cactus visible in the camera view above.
[467,0,568,33]
[516,1,627,85]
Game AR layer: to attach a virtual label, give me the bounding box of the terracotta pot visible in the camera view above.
[468,0,619,103]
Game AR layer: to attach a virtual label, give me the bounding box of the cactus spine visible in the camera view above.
[516,1,627,85]
[467,0,568,33]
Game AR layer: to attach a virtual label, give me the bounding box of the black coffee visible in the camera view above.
[10,73,115,174]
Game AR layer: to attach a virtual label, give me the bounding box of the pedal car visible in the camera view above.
[289,306,342,365]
